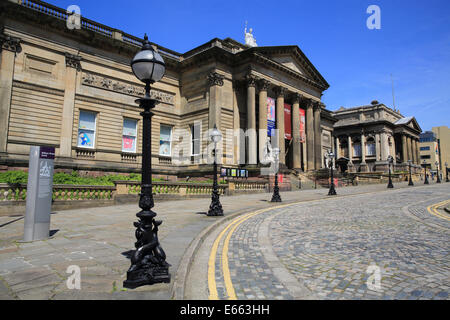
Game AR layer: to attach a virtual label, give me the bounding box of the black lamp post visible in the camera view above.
[327,150,337,196]
[423,160,429,184]
[271,147,282,202]
[408,160,414,186]
[387,155,394,188]
[123,34,170,289]
[435,161,441,183]
[445,162,449,182]
[207,125,224,216]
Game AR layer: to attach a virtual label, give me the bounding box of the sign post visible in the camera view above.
[23,146,55,242]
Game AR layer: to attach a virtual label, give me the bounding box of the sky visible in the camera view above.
[53,0,450,131]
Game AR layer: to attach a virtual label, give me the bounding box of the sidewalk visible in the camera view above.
[0,181,422,299]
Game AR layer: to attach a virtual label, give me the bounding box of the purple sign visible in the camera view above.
[39,146,55,159]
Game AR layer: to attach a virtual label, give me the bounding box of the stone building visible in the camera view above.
[332,101,422,173]
[0,0,334,177]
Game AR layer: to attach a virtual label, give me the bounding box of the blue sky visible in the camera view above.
[54,0,449,131]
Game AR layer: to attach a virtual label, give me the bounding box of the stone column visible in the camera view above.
[411,137,417,164]
[292,93,302,169]
[207,71,224,131]
[407,135,412,162]
[360,132,367,172]
[246,74,258,165]
[258,79,270,163]
[415,139,420,165]
[313,102,322,169]
[0,34,21,154]
[348,135,353,163]
[380,132,388,161]
[335,137,340,159]
[274,86,287,166]
[59,53,82,157]
[401,134,408,163]
[375,132,381,161]
[305,99,315,171]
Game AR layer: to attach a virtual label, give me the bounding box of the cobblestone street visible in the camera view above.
[205,183,450,300]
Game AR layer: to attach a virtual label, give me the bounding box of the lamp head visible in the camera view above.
[210,124,222,143]
[131,34,165,84]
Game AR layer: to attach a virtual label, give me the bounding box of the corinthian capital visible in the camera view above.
[65,52,82,71]
[273,86,288,98]
[258,79,271,92]
[207,71,224,87]
[291,93,303,104]
[245,74,258,87]
[0,33,22,53]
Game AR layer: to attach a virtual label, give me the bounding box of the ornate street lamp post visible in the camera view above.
[387,155,394,188]
[445,162,449,183]
[435,161,441,183]
[123,34,170,289]
[423,160,429,185]
[327,150,337,196]
[408,160,414,186]
[207,125,224,216]
[271,147,282,202]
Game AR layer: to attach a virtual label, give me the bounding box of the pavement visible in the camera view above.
[0,180,448,300]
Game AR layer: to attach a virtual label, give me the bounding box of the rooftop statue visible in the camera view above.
[244,21,258,47]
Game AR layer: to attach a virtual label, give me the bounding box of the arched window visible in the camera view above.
[366,137,376,156]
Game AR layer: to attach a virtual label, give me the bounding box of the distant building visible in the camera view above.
[419,131,439,170]
[332,101,422,173]
[421,126,450,173]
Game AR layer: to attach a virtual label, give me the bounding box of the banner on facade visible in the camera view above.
[299,108,306,143]
[267,97,276,137]
[284,103,292,140]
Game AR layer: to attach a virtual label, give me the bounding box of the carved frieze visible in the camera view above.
[81,72,175,105]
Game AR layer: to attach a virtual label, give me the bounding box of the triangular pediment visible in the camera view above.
[395,116,422,132]
[251,46,329,89]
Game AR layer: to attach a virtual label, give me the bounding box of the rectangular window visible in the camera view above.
[190,122,201,156]
[122,118,138,153]
[366,143,376,156]
[353,144,361,157]
[159,125,172,156]
[420,146,430,151]
[77,110,96,148]
[421,155,431,159]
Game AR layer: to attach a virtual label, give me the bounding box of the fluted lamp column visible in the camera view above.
[124,34,170,289]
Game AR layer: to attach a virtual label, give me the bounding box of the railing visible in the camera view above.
[114,181,227,196]
[18,0,182,59]
[233,181,268,191]
[0,183,115,202]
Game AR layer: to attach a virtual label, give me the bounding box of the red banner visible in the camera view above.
[284,103,292,140]
[299,108,306,143]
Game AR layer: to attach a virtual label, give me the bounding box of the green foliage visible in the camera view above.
[0,171,28,184]
[0,170,143,186]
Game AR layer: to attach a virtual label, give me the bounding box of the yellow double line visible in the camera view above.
[427,199,450,221]
[208,202,298,300]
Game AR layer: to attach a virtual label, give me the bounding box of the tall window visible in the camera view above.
[122,118,138,153]
[190,122,201,156]
[77,110,96,148]
[353,140,361,157]
[159,125,172,156]
[366,137,376,156]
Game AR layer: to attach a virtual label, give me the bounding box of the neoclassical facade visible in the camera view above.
[0,0,334,177]
[332,101,422,173]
